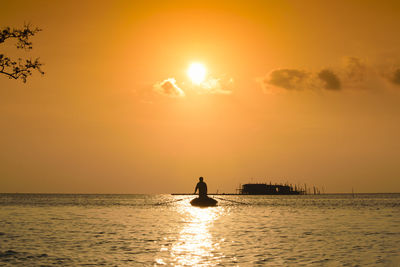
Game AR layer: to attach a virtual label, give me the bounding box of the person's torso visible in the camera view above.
[197,182,207,193]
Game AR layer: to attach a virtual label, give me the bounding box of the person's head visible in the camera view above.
[199,177,203,182]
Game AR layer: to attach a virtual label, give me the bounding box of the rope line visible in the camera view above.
[154,198,185,206]
[213,196,249,205]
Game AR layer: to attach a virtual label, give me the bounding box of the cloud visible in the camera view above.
[264,68,341,91]
[197,76,234,95]
[261,68,343,93]
[343,57,367,82]
[153,78,185,97]
[259,57,397,93]
[153,75,234,98]
[391,69,400,85]
[318,69,341,90]
[266,69,309,90]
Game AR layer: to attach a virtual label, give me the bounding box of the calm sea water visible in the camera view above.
[0,193,399,266]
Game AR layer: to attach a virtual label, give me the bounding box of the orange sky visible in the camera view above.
[1,0,400,193]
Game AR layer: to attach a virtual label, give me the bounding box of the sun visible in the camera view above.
[187,62,207,85]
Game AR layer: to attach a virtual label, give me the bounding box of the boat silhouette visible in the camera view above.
[190,196,218,207]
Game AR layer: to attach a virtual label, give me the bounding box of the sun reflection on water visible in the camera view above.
[156,199,224,266]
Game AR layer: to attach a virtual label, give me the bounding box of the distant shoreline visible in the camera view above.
[0,192,399,195]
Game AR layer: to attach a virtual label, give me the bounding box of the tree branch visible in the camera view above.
[0,24,44,83]
[0,54,44,83]
[0,24,42,49]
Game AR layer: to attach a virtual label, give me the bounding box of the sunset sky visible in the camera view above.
[1,0,400,193]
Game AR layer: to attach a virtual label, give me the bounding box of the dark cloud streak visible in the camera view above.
[266,69,308,90]
[391,69,400,85]
[318,69,341,90]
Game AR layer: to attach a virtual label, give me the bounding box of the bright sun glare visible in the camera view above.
[187,63,207,85]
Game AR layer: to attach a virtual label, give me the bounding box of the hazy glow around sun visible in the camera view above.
[187,63,207,84]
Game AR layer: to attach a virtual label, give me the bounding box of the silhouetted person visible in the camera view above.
[194,177,207,198]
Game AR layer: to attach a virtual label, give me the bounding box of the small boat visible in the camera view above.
[190,197,218,207]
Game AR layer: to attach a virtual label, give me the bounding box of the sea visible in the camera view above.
[0,193,399,266]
